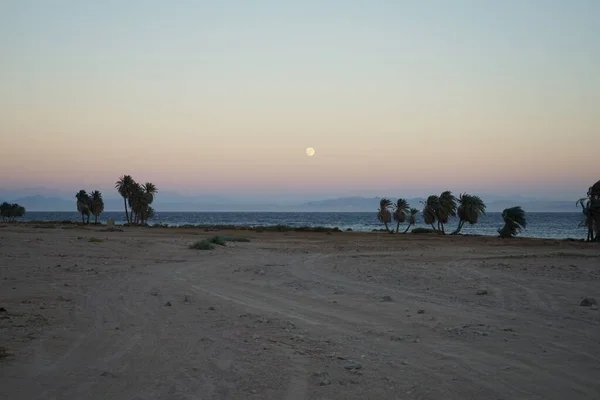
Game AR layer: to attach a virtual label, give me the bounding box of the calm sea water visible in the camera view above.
[19,211,586,240]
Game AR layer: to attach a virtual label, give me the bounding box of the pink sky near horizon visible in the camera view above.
[1,1,598,199]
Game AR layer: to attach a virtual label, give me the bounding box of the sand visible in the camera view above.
[1,224,599,400]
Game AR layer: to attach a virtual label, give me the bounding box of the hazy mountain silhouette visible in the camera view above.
[0,190,580,213]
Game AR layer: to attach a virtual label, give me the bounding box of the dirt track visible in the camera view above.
[1,225,599,399]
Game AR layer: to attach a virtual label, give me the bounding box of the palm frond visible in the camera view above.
[588,180,600,198]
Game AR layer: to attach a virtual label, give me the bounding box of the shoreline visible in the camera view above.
[0,220,592,244]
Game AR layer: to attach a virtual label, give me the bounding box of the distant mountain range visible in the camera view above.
[0,192,581,213]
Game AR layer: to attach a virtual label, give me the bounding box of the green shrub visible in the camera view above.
[189,240,216,250]
[0,202,25,222]
[411,228,436,234]
[209,236,227,246]
[88,237,104,243]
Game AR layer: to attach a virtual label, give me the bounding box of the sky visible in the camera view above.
[1,0,599,201]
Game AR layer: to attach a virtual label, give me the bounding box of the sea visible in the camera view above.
[17,211,587,240]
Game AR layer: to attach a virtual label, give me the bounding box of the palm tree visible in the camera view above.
[75,190,91,224]
[393,198,410,233]
[577,179,600,242]
[115,175,136,224]
[576,198,593,241]
[421,195,440,232]
[498,206,527,238]
[139,205,155,224]
[377,198,393,232]
[436,191,457,234]
[142,182,158,203]
[126,182,158,225]
[139,182,158,225]
[89,190,105,225]
[404,208,419,233]
[128,182,144,224]
[452,193,486,235]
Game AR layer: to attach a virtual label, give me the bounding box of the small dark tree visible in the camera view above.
[451,193,487,235]
[404,208,419,233]
[436,191,457,234]
[377,198,393,232]
[0,202,26,222]
[75,190,91,224]
[577,179,600,242]
[89,190,105,224]
[498,206,527,238]
[392,198,410,233]
[421,195,440,232]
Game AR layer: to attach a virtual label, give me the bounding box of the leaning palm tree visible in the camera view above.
[377,198,393,232]
[89,190,105,225]
[115,175,136,224]
[393,198,410,233]
[75,190,91,224]
[452,193,486,235]
[436,191,457,234]
[404,208,419,233]
[498,206,527,238]
[421,195,440,232]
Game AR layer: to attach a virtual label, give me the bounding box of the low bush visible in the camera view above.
[411,228,437,234]
[189,240,215,250]
[209,236,227,246]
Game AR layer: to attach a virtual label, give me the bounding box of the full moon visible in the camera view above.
[306,147,315,157]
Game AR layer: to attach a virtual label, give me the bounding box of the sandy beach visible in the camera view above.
[1,224,599,400]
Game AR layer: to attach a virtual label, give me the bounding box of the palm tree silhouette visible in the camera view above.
[393,198,410,233]
[377,198,393,232]
[452,193,486,235]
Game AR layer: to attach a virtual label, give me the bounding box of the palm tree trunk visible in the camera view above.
[451,221,464,235]
[81,213,84,224]
[384,222,390,232]
[396,221,400,233]
[94,215,98,224]
[403,223,412,233]
[123,198,129,224]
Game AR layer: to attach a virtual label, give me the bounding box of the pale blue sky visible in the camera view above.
[1,0,598,199]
